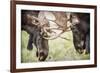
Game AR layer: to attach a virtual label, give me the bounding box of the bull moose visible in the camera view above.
[21,10,49,61]
[71,13,90,54]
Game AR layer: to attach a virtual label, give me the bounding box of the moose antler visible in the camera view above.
[38,11,72,40]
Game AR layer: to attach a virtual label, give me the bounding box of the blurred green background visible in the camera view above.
[21,31,90,63]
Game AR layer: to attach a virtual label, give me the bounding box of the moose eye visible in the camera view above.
[33,20,36,23]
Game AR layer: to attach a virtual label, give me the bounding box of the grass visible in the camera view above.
[21,31,90,63]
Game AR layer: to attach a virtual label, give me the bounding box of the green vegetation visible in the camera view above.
[21,31,90,63]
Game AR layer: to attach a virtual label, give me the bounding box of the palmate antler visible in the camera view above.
[38,11,72,40]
